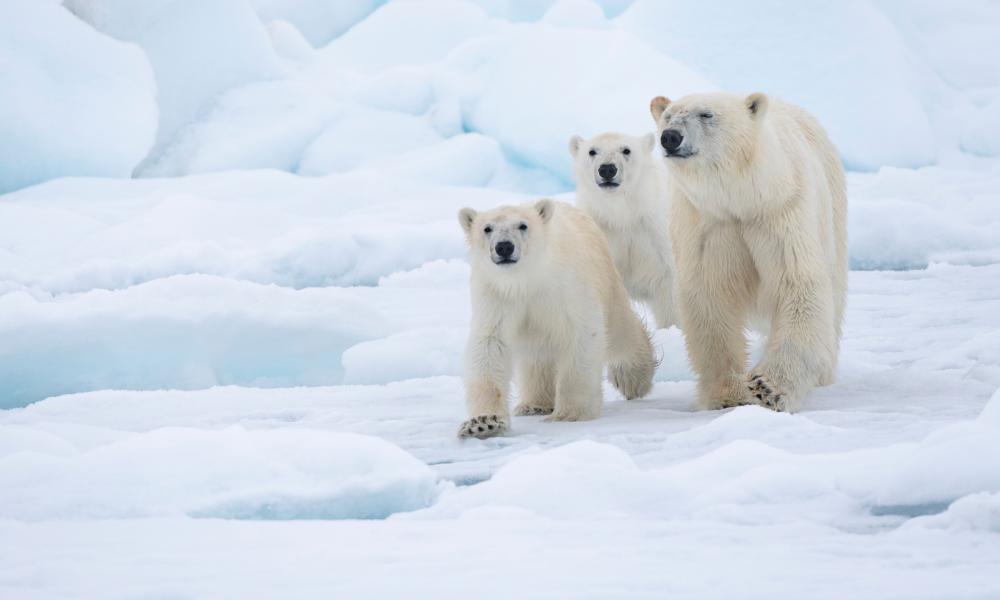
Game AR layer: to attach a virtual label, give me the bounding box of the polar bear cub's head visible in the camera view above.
[458,200,554,270]
[568,132,656,193]
[649,92,768,169]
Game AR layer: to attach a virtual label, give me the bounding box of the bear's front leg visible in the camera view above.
[674,219,757,410]
[459,334,511,439]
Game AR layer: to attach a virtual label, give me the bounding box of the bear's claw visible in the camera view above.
[748,374,787,412]
[514,404,554,416]
[457,414,509,439]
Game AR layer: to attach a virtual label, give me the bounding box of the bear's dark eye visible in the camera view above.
[518,223,528,231]
[700,112,713,120]
[588,149,597,156]
[484,226,493,234]
[622,147,631,155]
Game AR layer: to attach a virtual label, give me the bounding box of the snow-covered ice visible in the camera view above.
[2,1,999,598]
[0,0,157,193]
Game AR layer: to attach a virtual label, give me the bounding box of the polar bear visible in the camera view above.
[649,92,847,412]
[569,132,678,329]
[456,199,656,438]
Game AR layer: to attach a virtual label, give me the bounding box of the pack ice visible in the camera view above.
[1,1,999,598]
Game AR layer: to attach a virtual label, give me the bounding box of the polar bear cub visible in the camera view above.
[456,199,656,439]
[650,92,847,413]
[569,132,678,329]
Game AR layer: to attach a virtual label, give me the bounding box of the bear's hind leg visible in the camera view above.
[607,305,656,400]
[649,274,679,330]
[746,228,837,412]
[514,356,556,416]
[547,329,604,422]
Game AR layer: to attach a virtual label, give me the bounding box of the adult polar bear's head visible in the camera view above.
[568,132,656,194]
[458,200,554,270]
[649,92,769,170]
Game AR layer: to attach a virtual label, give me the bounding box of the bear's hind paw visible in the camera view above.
[457,415,509,439]
[514,404,554,416]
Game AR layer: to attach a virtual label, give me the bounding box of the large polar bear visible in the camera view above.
[569,132,678,329]
[456,199,656,438]
[649,92,847,412]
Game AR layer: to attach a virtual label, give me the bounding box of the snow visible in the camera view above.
[143,80,339,176]
[66,0,282,172]
[250,0,384,47]
[297,108,445,176]
[320,1,491,70]
[430,22,717,183]
[2,1,1000,597]
[0,427,438,520]
[0,0,157,193]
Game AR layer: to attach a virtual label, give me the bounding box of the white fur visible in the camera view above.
[457,200,656,438]
[569,132,678,329]
[650,92,848,412]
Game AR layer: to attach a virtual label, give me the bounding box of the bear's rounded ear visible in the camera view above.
[458,208,477,233]
[569,135,583,156]
[534,199,555,224]
[642,132,656,153]
[650,96,671,123]
[746,92,768,120]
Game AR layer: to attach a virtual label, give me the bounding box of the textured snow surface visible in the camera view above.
[3,0,998,193]
[2,1,1000,598]
[0,0,157,193]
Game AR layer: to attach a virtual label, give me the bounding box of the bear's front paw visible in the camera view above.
[748,374,787,412]
[514,403,554,416]
[457,415,509,439]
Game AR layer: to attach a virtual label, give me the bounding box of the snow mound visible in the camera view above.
[470,0,631,21]
[376,259,469,288]
[250,0,384,47]
[342,328,466,384]
[414,403,1000,525]
[904,491,1000,533]
[143,80,338,176]
[875,0,1000,158]
[0,171,482,295]
[0,0,156,193]
[977,385,1000,426]
[0,275,383,408]
[542,0,609,28]
[298,109,443,176]
[444,25,715,182]
[848,164,1000,269]
[0,428,437,520]
[618,0,935,171]
[66,0,281,170]
[321,1,490,70]
[363,133,514,188]
[265,19,317,62]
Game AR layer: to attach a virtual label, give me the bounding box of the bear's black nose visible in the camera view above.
[598,163,617,180]
[661,129,683,152]
[495,241,515,258]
